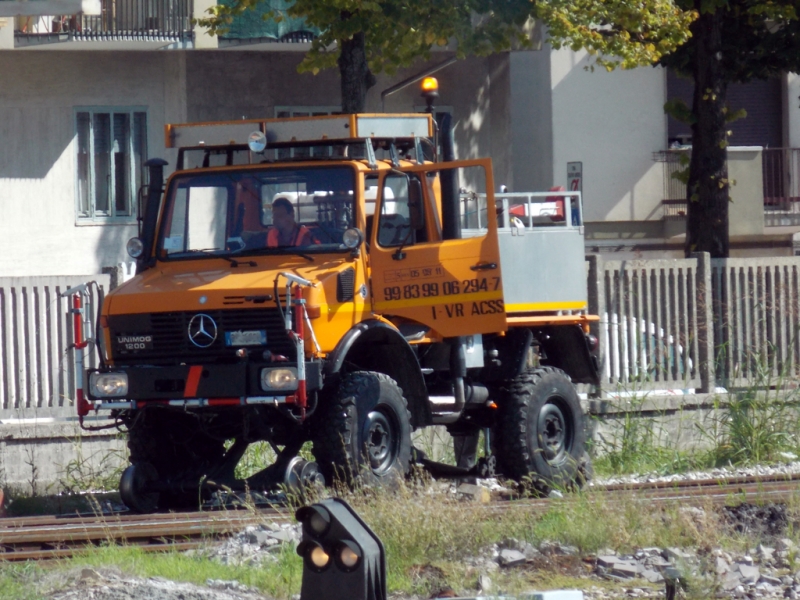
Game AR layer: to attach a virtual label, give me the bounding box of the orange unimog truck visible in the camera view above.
[76,96,599,512]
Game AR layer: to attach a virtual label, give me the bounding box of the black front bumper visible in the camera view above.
[86,362,322,401]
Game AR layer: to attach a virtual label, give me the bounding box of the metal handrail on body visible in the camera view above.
[460,191,584,231]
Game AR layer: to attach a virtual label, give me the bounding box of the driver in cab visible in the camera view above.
[267,197,317,247]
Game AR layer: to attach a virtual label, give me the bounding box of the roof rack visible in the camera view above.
[165,113,433,149]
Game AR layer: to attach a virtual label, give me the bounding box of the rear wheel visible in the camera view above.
[493,367,586,490]
[312,371,412,486]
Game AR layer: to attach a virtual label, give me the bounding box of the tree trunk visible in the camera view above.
[338,22,376,113]
[685,8,728,258]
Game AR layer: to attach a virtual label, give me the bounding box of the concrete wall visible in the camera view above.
[0,51,186,277]
[0,414,126,495]
[548,47,667,223]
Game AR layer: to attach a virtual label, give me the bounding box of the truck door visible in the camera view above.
[369,158,506,338]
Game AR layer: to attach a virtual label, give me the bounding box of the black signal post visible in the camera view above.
[296,498,386,600]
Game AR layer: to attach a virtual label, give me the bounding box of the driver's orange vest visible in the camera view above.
[267,225,314,247]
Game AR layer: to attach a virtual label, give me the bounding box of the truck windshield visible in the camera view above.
[158,166,356,259]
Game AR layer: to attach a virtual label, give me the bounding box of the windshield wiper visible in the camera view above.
[247,247,315,262]
[175,248,256,267]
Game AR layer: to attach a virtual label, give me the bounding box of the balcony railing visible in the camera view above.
[653,150,689,219]
[14,0,192,43]
[762,148,800,226]
[655,148,800,227]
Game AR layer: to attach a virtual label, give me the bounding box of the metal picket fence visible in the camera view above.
[0,276,108,417]
[711,258,800,387]
[590,256,706,393]
[589,253,800,393]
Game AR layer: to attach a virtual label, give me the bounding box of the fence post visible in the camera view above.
[691,251,714,393]
[586,254,604,397]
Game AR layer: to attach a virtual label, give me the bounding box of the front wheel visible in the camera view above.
[493,367,587,489]
[312,371,412,486]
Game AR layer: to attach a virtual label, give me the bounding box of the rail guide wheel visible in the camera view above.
[119,462,160,513]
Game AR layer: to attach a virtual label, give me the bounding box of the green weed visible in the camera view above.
[0,562,45,600]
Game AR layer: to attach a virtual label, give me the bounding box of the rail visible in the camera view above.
[2,472,798,560]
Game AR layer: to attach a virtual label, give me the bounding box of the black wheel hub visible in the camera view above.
[119,462,160,513]
[537,401,572,464]
[364,409,397,475]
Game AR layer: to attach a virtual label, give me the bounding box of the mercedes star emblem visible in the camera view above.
[188,313,218,348]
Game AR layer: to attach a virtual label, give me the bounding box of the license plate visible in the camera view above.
[225,330,267,347]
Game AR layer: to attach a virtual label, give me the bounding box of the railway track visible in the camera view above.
[0,507,292,562]
[2,473,799,562]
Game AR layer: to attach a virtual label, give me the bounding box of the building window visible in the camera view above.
[76,108,147,222]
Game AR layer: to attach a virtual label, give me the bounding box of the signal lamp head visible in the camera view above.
[304,542,331,571]
[306,506,331,537]
[336,540,362,571]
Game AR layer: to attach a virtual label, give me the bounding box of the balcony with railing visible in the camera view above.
[655,148,800,228]
[762,148,800,226]
[13,0,192,45]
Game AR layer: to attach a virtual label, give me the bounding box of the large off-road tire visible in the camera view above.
[492,367,587,489]
[312,371,412,486]
[125,410,224,511]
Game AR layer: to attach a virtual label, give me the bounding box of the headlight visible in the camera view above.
[89,372,128,397]
[342,228,363,249]
[126,237,144,258]
[260,367,298,391]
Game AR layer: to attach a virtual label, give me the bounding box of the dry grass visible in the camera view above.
[3,476,800,599]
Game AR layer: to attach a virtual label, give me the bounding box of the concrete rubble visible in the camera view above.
[42,527,800,600]
[191,522,304,566]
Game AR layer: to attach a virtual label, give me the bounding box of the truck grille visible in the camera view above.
[109,308,293,365]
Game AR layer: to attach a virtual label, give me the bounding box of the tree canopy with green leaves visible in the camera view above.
[197,0,696,112]
[659,0,800,257]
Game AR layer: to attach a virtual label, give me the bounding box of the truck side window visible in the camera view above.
[377,173,426,247]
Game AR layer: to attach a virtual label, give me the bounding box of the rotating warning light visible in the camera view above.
[420,77,439,114]
[420,77,439,93]
[296,498,386,600]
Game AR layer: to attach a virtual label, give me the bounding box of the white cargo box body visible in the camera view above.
[462,192,587,314]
